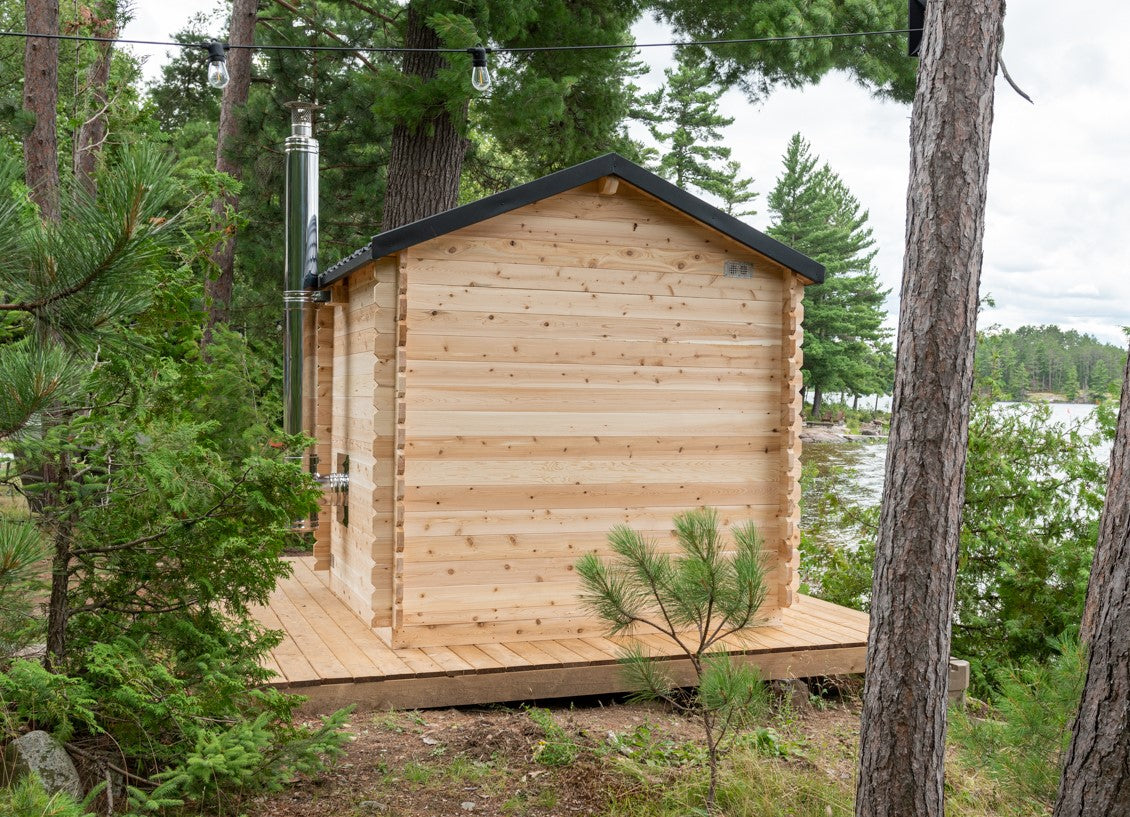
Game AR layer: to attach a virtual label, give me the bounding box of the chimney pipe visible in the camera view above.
[282,102,347,527]
[283,101,320,441]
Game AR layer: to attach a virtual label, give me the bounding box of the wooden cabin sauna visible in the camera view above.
[304,153,824,651]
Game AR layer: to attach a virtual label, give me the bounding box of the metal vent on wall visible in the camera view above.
[723,261,752,279]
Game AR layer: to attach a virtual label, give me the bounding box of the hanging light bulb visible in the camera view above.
[206,42,230,90]
[468,46,492,92]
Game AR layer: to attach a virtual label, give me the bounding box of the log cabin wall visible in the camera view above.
[387,180,799,649]
[322,258,399,628]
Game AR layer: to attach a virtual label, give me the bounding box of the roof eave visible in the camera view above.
[319,153,825,287]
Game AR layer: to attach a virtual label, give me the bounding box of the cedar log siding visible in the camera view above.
[326,258,399,628]
[369,181,805,648]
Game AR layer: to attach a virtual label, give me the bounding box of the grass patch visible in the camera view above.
[604,750,852,817]
[526,707,580,767]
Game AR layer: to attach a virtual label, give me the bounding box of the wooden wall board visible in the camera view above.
[407,334,781,370]
[404,360,778,391]
[401,483,784,513]
[403,435,780,461]
[404,410,780,438]
[407,309,783,345]
[408,258,785,301]
[403,457,783,486]
[410,237,770,279]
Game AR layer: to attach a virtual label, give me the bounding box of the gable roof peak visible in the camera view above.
[320,152,824,286]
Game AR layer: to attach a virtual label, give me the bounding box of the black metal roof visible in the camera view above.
[319,153,825,286]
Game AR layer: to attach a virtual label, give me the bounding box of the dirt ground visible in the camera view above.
[245,685,863,817]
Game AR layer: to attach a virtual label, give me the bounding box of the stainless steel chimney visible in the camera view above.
[283,101,320,440]
[282,102,347,526]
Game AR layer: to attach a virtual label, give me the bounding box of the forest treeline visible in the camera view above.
[975,324,1128,402]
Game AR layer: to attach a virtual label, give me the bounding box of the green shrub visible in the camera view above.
[949,638,1086,811]
[0,776,95,817]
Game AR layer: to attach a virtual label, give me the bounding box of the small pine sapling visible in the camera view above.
[576,507,770,813]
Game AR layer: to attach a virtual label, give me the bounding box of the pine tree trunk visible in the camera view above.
[1052,348,1130,817]
[73,12,117,197]
[23,0,61,222]
[45,529,70,668]
[811,385,823,419]
[855,2,1005,816]
[380,4,468,232]
[204,0,258,338]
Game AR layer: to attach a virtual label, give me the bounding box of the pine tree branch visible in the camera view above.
[0,183,142,314]
[267,0,379,72]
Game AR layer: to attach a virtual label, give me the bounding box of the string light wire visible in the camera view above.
[0,27,921,56]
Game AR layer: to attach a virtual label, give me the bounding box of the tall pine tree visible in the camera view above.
[767,133,891,417]
[639,50,758,214]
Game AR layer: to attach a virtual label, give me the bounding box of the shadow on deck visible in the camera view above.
[251,557,868,714]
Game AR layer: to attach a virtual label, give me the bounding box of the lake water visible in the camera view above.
[801,402,1111,548]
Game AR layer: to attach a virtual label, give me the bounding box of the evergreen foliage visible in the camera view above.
[802,399,1113,690]
[0,521,45,658]
[576,507,771,813]
[0,774,95,817]
[0,142,346,812]
[950,639,1087,812]
[639,49,755,211]
[650,0,916,104]
[767,134,892,415]
[975,324,1128,401]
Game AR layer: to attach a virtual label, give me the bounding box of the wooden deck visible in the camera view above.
[252,557,869,713]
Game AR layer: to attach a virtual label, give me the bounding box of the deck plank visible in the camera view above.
[278,575,387,681]
[250,598,322,685]
[496,640,561,669]
[534,640,590,664]
[252,558,870,710]
[794,596,870,637]
[288,561,417,679]
[555,638,618,664]
[394,647,448,677]
[449,644,504,672]
[778,607,864,647]
[475,642,532,668]
[422,646,476,675]
[269,580,351,681]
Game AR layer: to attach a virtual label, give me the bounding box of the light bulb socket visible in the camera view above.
[206,41,228,64]
[469,46,489,69]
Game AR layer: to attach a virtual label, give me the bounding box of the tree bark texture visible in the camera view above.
[1053,347,1130,817]
[73,8,117,197]
[45,527,70,667]
[380,4,468,232]
[204,0,259,335]
[23,0,61,222]
[855,3,1005,817]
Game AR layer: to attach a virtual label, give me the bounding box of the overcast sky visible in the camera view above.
[123,1,1130,347]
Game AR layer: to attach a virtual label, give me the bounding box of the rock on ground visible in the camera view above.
[1,730,84,800]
